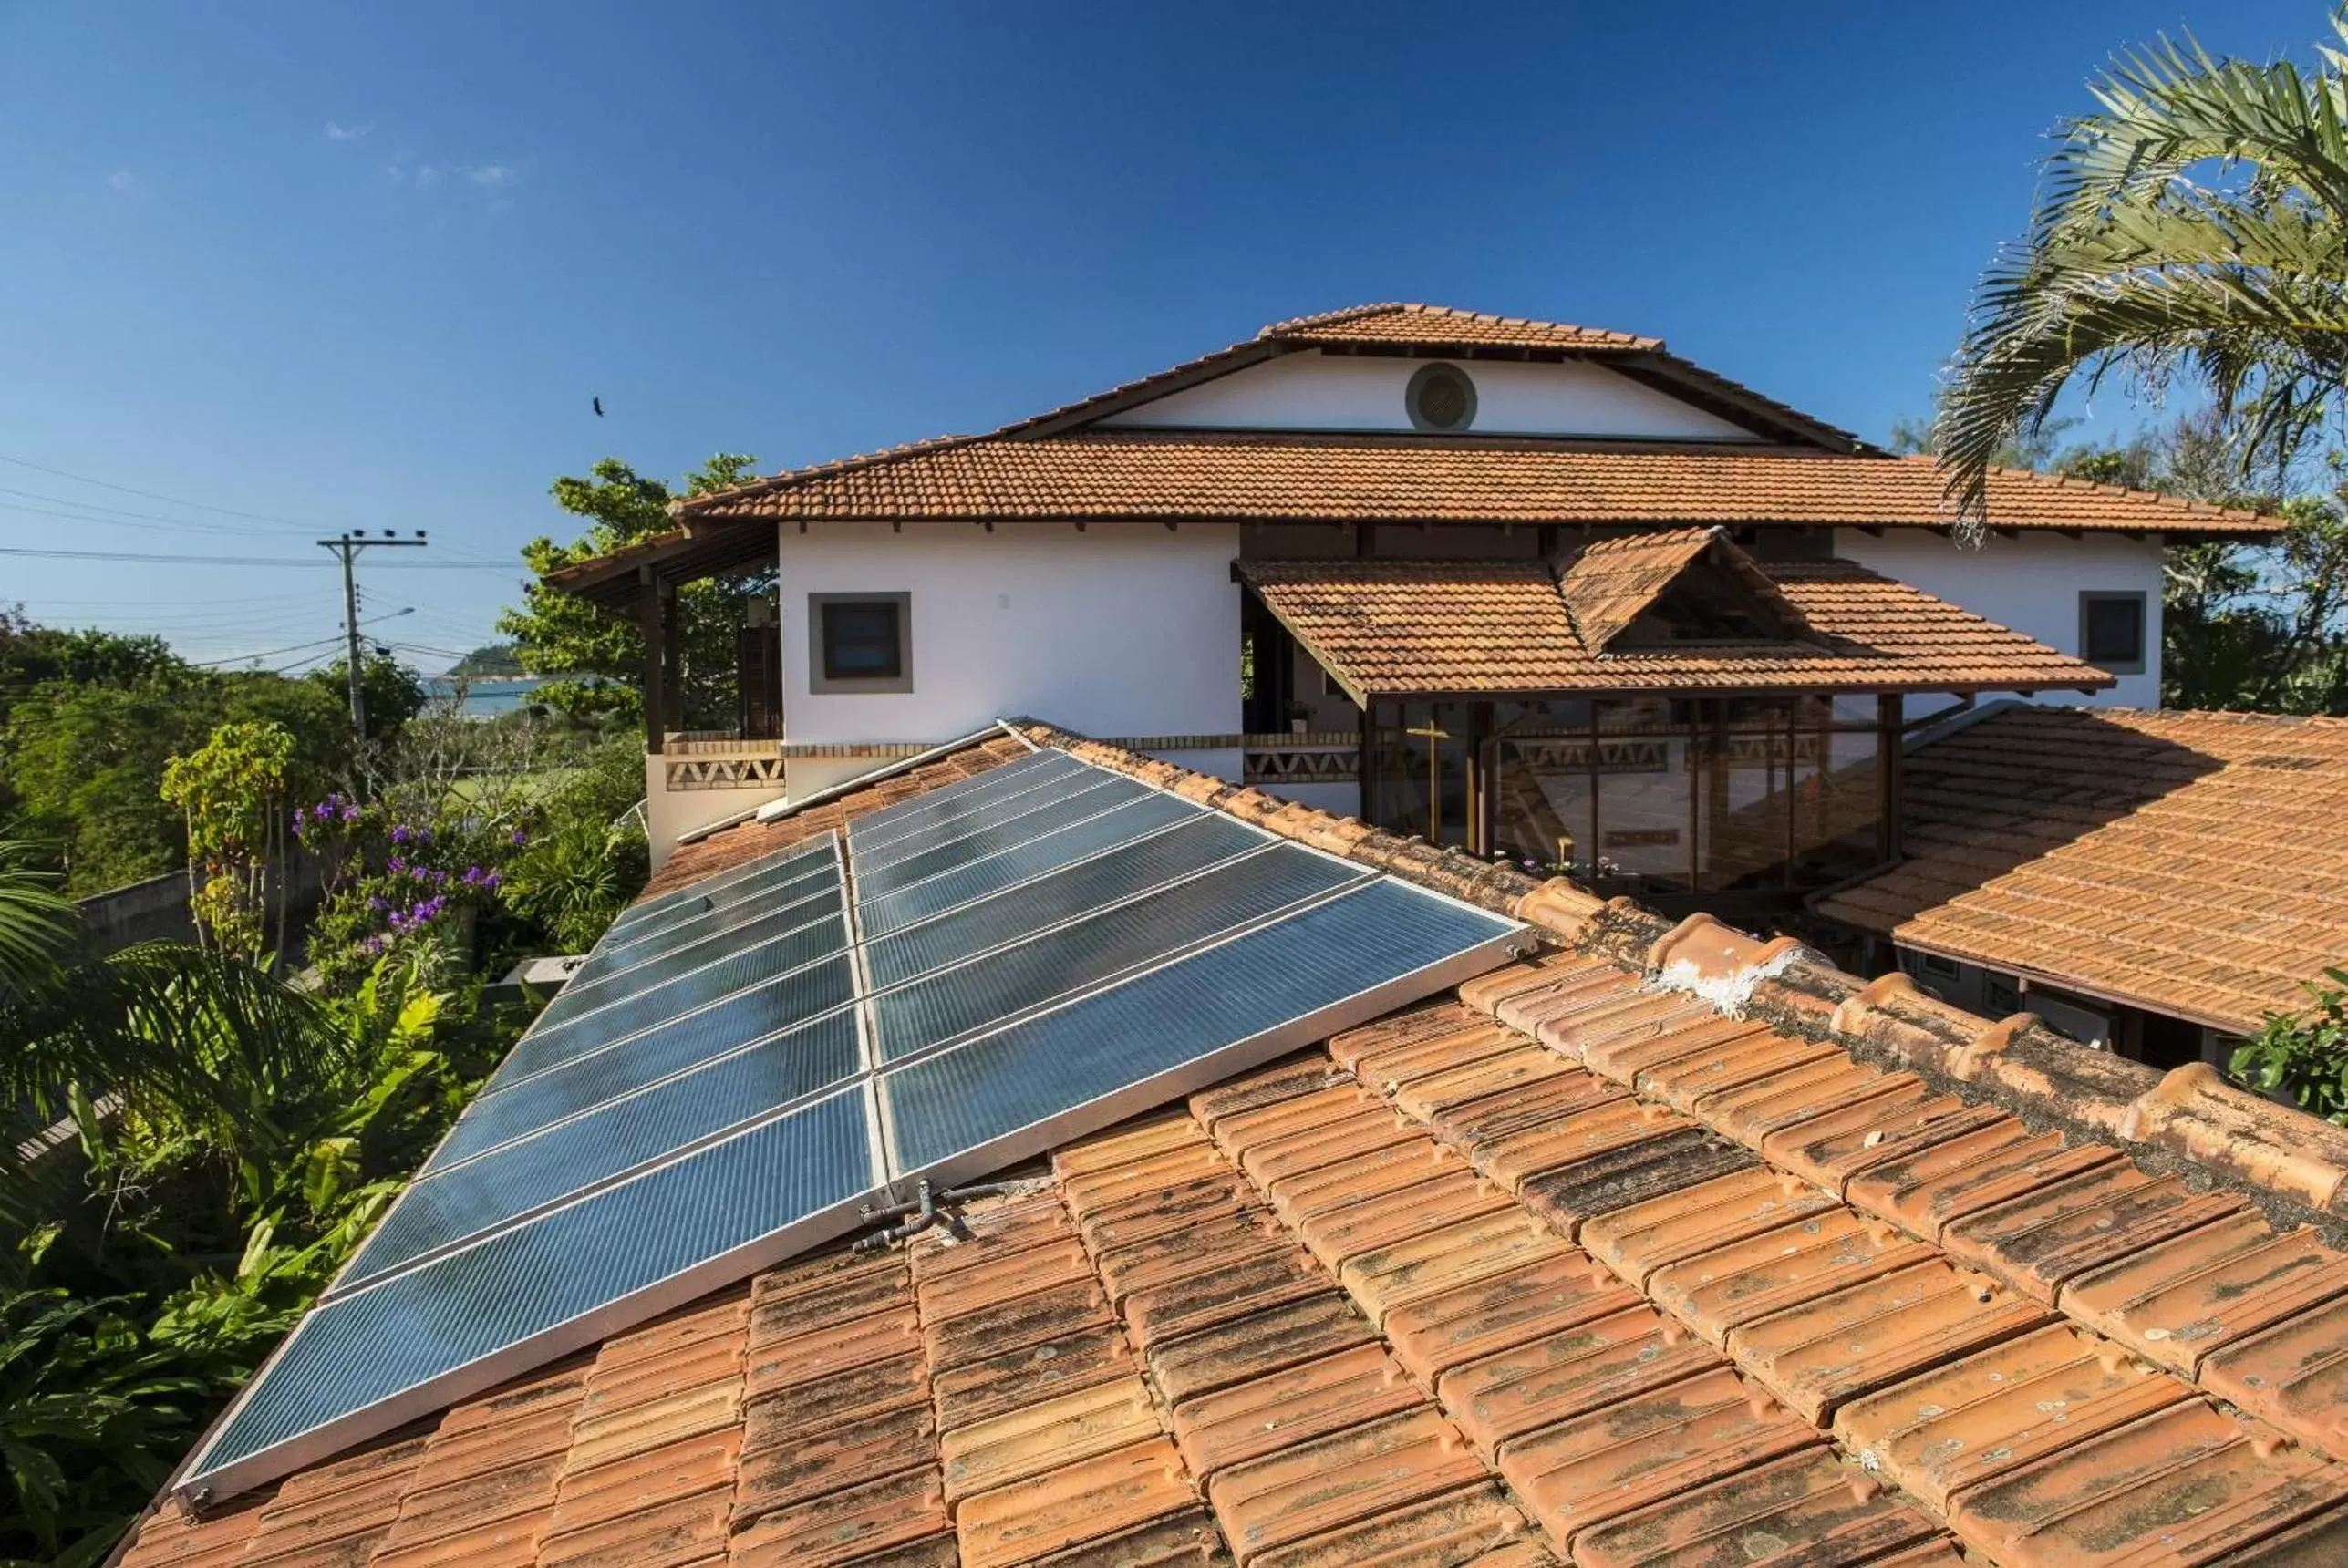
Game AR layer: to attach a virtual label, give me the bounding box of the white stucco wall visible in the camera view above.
[1101,351,1759,440]
[774,521,1243,764]
[1834,530,2166,709]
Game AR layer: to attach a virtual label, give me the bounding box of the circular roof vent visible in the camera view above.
[1406,363,1477,432]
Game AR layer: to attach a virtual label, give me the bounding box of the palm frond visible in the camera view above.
[1939,15,2348,529]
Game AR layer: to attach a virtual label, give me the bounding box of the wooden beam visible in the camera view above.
[660,584,683,735]
[637,575,666,754]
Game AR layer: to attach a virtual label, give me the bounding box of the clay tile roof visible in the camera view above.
[672,434,2284,536]
[1259,301,1663,353]
[1817,705,2348,1034]
[1238,552,2112,702]
[1555,526,1808,650]
[124,722,2348,1568]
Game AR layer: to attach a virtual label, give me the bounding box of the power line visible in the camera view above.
[0,487,273,537]
[0,544,516,569]
[192,608,415,668]
[0,452,316,529]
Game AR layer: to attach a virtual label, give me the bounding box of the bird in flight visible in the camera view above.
[592,396,605,418]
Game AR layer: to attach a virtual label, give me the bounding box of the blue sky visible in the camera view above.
[0,0,2319,666]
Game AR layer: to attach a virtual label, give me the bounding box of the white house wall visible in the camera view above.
[1834,529,2165,709]
[1099,351,1761,440]
[774,520,1243,759]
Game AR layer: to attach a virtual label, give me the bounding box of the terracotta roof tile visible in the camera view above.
[677,432,2280,535]
[1568,1449,1946,1568]
[124,723,2348,1568]
[1260,302,1660,354]
[1244,550,2109,700]
[1498,1366,1822,1553]
[1818,706,2348,1033]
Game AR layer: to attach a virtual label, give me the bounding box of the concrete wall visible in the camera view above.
[77,871,199,951]
[1835,529,2167,709]
[1101,351,1759,440]
[774,521,1243,787]
[646,758,784,868]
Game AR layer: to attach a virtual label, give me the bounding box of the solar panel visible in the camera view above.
[841,748,1087,854]
[183,1087,876,1497]
[861,811,1265,989]
[849,774,1148,898]
[855,791,1201,938]
[868,845,1370,1063]
[879,877,1512,1175]
[504,920,854,1079]
[175,745,1523,1505]
[605,830,837,934]
[532,892,845,1030]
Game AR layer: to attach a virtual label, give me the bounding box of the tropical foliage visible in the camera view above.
[1935,12,2348,534]
[2232,967,2348,1123]
[496,454,768,727]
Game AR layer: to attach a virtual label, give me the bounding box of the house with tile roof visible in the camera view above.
[119,721,2348,1568]
[1811,703,2348,1068]
[114,304,2348,1568]
[545,302,2274,920]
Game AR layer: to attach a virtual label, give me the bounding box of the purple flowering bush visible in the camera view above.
[299,792,525,993]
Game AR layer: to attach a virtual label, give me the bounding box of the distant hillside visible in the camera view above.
[448,642,525,677]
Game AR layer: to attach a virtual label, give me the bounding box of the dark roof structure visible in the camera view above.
[121,720,2348,1568]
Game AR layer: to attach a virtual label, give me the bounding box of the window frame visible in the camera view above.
[2077,590,2147,674]
[808,592,914,695]
[1404,362,1478,433]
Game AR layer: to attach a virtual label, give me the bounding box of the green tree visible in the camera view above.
[3,674,222,892]
[496,454,766,727]
[2232,968,2348,1122]
[449,643,523,677]
[161,720,296,961]
[1935,15,2348,534]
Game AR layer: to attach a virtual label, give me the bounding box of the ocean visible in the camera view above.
[424,676,550,717]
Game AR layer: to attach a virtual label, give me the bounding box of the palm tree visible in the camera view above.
[1936,14,2348,534]
[0,842,353,1243]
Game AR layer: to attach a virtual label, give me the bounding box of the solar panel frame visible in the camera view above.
[839,747,1084,855]
[847,775,1149,898]
[853,791,1205,939]
[875,875,1522,1182]
[179,1083,882,1504]
[172,743,1528,1510]
[605,830,838,933]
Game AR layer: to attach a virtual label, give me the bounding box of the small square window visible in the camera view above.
[809,593,912,693]
[2079,592,2146,673]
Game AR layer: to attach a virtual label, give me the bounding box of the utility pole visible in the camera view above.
[317,530,428,732]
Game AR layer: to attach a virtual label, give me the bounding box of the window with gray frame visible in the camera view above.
[810,593,913,694]
[2078,591,2146,673]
